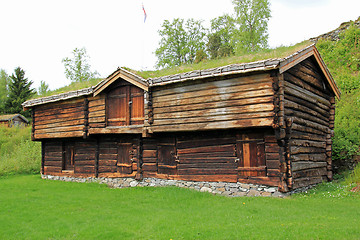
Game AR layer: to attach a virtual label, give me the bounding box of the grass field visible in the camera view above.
[0,174,359,240]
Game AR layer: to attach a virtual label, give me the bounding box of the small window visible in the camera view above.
[107,85,144,126]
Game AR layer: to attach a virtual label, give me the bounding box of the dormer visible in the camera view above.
[87,68,149,134]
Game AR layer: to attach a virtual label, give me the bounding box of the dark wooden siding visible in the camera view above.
[283,57,332,189]
[97,136,141,178]
[33,99,85,139]
[142,129,281,186]
[150,73,275,132]
[88,94,106,129]
[43,139,96,177]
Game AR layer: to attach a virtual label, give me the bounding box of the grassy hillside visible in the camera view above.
[0,126,41,176]
[317,23,360,171]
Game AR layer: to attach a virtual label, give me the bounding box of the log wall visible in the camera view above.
[88,94,106,129]
[142,129,281,186]
[33,98,86,139]
[283,57,333,189]
[150,73,275,132]
[43,139,96,177]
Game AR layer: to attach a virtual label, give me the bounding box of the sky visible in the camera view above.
[0,0,359,91]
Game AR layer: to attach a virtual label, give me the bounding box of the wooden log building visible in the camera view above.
[0,114,29,127]
[23,45,340,192]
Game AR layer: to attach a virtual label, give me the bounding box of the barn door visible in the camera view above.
[116,143,133,174]
[236,133,266,177]
[157,140,177,175]
[63,142,75,171]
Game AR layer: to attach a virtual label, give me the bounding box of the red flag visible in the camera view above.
[142,3,147,23]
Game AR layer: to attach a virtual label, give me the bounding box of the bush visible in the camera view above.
[0,126,41,176]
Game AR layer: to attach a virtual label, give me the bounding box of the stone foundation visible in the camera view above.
[41,174,289,198]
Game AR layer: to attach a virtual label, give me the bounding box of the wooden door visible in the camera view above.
[117,143,133,174]
[158,144,177,175]
[107,85,144,126]
[130,86,144,125]
[236,133,266,177]
[107,86,129,126]
[63,142,75,171]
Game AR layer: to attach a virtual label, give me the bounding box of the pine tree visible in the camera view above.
[5,67,35,117]
[0,69,10,113]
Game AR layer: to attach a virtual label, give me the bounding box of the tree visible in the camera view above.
[37,80,50,96]
[155,18,207,68]
[207,14,236,59]
[4,67,35,117]
[232,0,271,53]
[62,47,99,82]
[0,69,10,113]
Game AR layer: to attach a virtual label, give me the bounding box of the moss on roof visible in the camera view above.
[34,41,310,100]
[131,41,311,79]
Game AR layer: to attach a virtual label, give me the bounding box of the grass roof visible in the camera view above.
[34,41,311,99]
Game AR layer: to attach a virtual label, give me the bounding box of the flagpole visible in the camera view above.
[141,2,147,71]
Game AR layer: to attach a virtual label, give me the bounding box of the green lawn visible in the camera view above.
[0,175,359,239]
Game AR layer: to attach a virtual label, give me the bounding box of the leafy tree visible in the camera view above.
[4,67,35,117]
[0,69,10,113]
[62,47,99,82]
[155,18,207,68]
[37,80,50,96]
[207,14,236,59]
[232,0,271,53]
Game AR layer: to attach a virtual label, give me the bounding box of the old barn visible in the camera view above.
[23,45,340,192]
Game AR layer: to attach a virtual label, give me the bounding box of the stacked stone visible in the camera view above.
[41,175,288,198]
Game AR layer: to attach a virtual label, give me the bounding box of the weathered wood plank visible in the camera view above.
[178,161,236,167]
[153,88,274,108]
[143,150,157,158]
[150,118,274,132]
[290,146,326,154]
[154,82,273,104]
[89,111,106,118]
[177,168,237,175]
[285,81,330,106]
[292,176,325,189]
[177,144,235,155]
[179,157,236,164]
[284,99,329,121]
[152,73,272,97]
[154,103,274,120]
[290,139,326,148]
[292,161,327,171]
[292,167,327,179]
[153,96,274,114]
[284,72,329,99]
[290,153,326,162]
[34,131,84,139]
[35,119,84,130]
[177,137,235,149]
[88,98,105,108]
[285,108,329,127]
[35,125,84,134]
[88,116,106,123]
[154,112,274,126]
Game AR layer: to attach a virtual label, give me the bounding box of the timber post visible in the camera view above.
[83,97,89,139]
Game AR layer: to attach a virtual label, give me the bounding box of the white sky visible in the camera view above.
[0,0,359,90]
